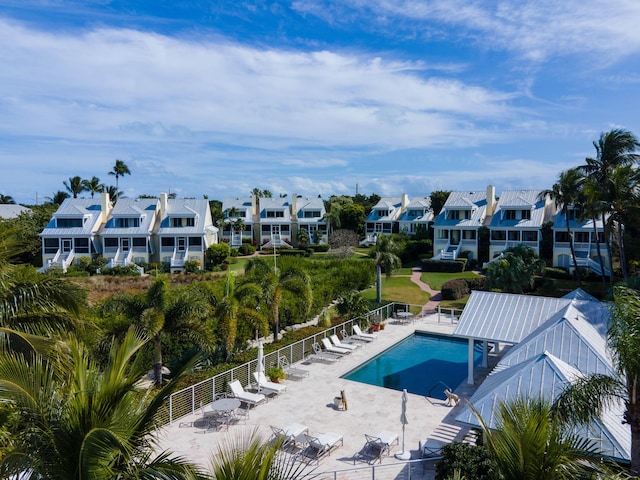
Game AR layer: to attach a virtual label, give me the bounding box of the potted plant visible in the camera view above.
[267,366,286,383]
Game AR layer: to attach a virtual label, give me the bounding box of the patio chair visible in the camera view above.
[270,423,309,450]
[354,431,399,464]
[420,438,445,460]
[227,380,266,408]
[321,337,351,355]
[308,342,341,363]
[340,328,368,346]
[279,356,309,380]
[352,324,377,341]
[298,432,344,465]
[330,334,360,351]
[253,371,287,396]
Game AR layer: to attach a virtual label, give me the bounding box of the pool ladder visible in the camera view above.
[426,381,452,405]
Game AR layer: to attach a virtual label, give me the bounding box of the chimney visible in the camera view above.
[160,193,168,218]
[291,194,298,220]
[401,193,409,212]
[100,191,111,223]
[486,185,496,216]
[251,194,258,217]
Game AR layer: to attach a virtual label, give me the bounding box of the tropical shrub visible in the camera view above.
[441,279,470,300]
[422,259,465,273]
[206,242,231,269]
[435,442,496,480]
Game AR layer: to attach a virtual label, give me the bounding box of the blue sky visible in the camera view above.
[2,1,640,205]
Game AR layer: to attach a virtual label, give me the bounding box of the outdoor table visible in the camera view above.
[211,398,241,414]
[396,311,414,324]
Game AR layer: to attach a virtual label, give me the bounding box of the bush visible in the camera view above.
[464,276,488,291]
[544,267,571,279]
[101,264,142,276]
[205,243,231,269]
[278,249,308,257]
[238,244,256,256]
[441,278,470,300]
[435,442,496,480]
[183,260,201,274]
[309,244,330,252]
[421,259,465,273]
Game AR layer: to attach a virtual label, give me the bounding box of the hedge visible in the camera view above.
[421,259,466,273]
[544,267,571,279]
[441,278,470,300]
[309,244,330,252]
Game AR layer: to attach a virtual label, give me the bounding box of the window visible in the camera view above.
[56,218,83,228]
[75,238,89,253]
[522,209,531,220]
[377,210,389,217]
[555,231,569,243]
[161,237,175,247]
[491,230,506,241]
[171,218,182,228]
[189,237,202,247]
[281,225,290,233]
[261,224,271,233]
[437,230,449,240]
[522,231,537,242]
[104,238,118,248]
[508,231,520,241]
[575,232,590,243]
[447,210,470,220]
[132,237,147,247]
[505,210,516,220]
[115,217,140,228]
[266,210,284,218]
[186,217,195,227]
[462,230,476,240]
[304,211,321,218]
[44,238,59,254]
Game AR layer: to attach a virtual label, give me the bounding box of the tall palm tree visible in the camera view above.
[472,397,604,480]
[553,285,640,475]
[63,175,86,198]
[580,128,640,282]
[81,176,104,198]
[373,234,401,304]
[0,194,15,204]
[108,159,131,190]
[581,176,609,285]
[322,203,342,236]
[0,329,207,479]
[104,185,121,203]
[540,168,585,287]
[243,258,311,341]
[46,190,70,205]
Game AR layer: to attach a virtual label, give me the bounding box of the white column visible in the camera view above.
[482,340,489,368]
[468,338,475,385]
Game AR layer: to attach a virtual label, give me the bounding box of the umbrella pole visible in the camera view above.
[395,424,411,460]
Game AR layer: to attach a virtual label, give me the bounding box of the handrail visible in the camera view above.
[426,380,451,403]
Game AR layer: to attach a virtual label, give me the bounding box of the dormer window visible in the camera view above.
[266,210,284,218]
[303,211,321,218]
[378,209,389,217]
[505,210,516,220]
[56,218,84,228]
[521,209,531,220]
[171,217,195,227]
[115,217,140,228]
[447,210,470,220]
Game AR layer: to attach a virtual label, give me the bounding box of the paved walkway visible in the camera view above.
[409,267,442,315]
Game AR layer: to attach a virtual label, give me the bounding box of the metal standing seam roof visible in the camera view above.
[365,197,403,222]
[454,290,572,344]
[455,351,630,461]
[433,190,487,228]
[40,198,104,237]
[100,198,158,236]
[296,197,326,226]
[398,197,433,222]
[222,198,254,223]
[259,198,292,222]
[158,198,213,235]
[0,204,31,219]
[553,210,606,231]
[488,189,550,229]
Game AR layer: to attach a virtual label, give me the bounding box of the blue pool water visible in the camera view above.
[341,332,481,400]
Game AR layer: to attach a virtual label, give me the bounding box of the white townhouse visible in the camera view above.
[221,197,256,247]
[100,197,159,270]
[397,196,433,235]
[258,197,292,248]
[432,186,495,261]
[292,195,327,245]
[39,193,111,272]
[551,206,609,276]
[156,193,218,272]
[487,189,554,261]
[362,195,409,244]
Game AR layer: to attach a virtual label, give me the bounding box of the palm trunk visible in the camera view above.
[153,333,163,386]
[271,287,281,342]
[618,221,629,284]
[627,398,640,475]
[566,213,582,287]
[592,216,607,286]
[376,265,382,304]
[602,212,614,284]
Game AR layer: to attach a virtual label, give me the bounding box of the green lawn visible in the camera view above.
[420,271,482,290]
[361,276,431,306]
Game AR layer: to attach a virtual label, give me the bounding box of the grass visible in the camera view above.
[420,271,482,290]
[361,276,430,306]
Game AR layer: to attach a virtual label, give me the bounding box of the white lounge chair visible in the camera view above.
[308,342,341,363]
[253,371,287,396]
[279,356,309,380]
[366,431,399,459]
[270,423,308,449]
[321,337,351,355]
[228,380,266,408]
[353,324,377,341]
[340,328,368,346]
[330,334,359,351]
[299,432,344,464]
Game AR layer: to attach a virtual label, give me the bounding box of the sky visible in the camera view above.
[2,1,640,205]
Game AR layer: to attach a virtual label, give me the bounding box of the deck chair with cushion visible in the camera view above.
[354,431,399,464]
[352,324,377,341]
[252,371,287,396]
[308,342,341,363]
[321,337,351,355]
[330,334,360,351]
[341,328,368,346]
[228,380,266,408]
[270,423,309,450]
[420,437,445,471]
[279,356,309,380]
[298,432,344,465]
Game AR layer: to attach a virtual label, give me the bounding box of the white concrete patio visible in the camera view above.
[155,314,495,479]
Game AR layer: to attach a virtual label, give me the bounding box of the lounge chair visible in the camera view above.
[253,371,287,396]
[420,438,444,459]
[270,423,308,450]
[330,334,360,351]
[353,324,377,341]
[279,356,309,380]
[227,380,266,408]
[307,342,341,363]
[354,431,399,464]
[298,432,344,464]
[340,328,368,346]
[321,337,351,355]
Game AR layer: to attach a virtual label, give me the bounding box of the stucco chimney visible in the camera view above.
[486,185,496,216]
[401,193,409,212]
[160,193,168,218]
[100,191,111,223]
[291,194,298,220]
[251,195,258,217]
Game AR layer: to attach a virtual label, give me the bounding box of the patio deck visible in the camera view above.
[155,314,497,479]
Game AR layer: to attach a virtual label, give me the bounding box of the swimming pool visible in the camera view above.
[341,332,481,400]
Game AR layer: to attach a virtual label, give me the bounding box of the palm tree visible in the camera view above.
[372,234,401,304]
[581,176,609,285]
[322,203,342,236]
[473,397,604,480]
[81,176,104,198]
[0,194,15,204]
[63,175,86,198]
[540,168,585,287]
[553,285,640,475]
[243,258,311,341]
[104,185,121,203]
[108,159,131,190]
[45,190,70,205]
[485,244,544,294]
[580,128,640,282]
[0,329,207,479]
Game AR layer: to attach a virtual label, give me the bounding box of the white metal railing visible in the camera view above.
[165,304,397,425]
[61,249,75,272]
[291,458,426,480]
[436,306,462,324]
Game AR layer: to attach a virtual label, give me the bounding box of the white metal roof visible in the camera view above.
[40,198,104,237]
[487,189,551,229]
[433,190,487,229]
[101,198,158,236]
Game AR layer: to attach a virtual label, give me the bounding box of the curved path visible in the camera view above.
[409,267,442,315]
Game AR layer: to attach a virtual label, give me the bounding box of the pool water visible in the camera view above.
[341,332,481,400]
